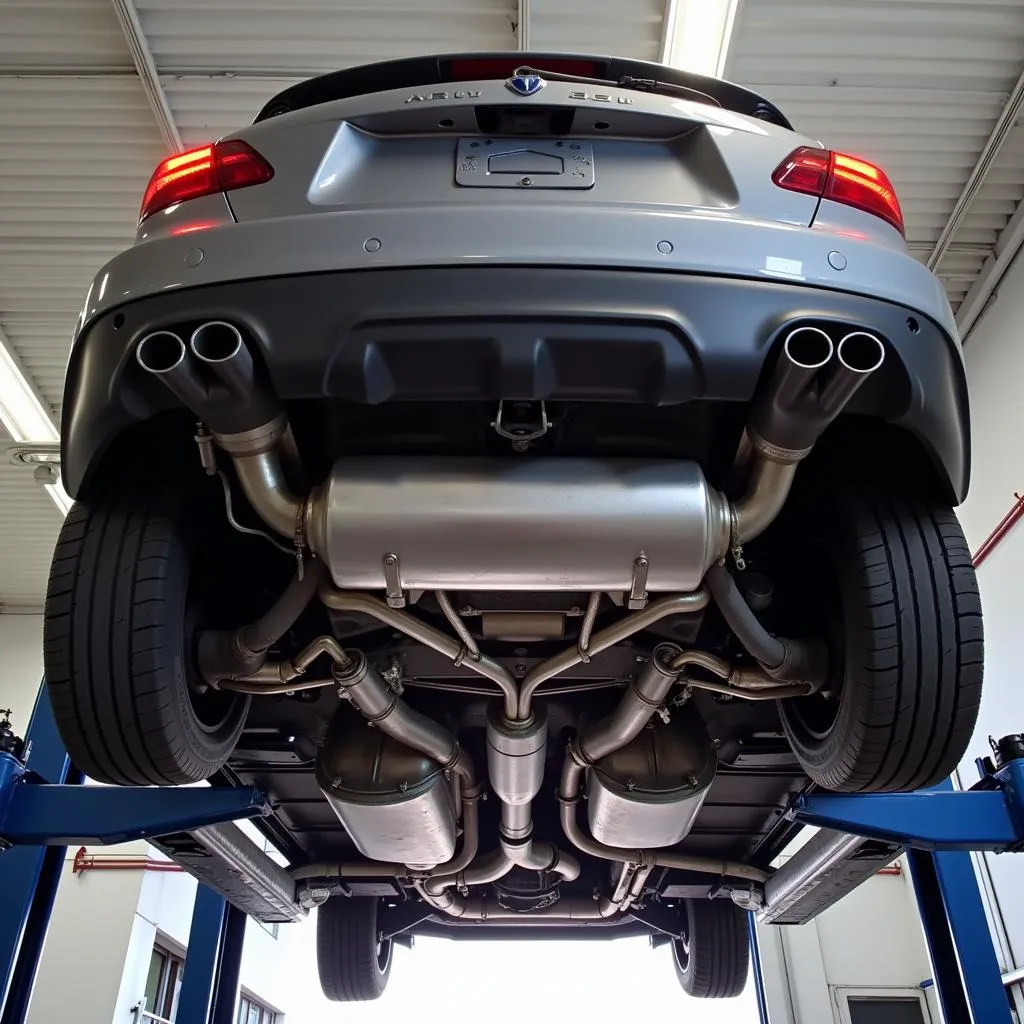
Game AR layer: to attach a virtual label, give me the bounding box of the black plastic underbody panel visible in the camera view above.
[63,267,969,501]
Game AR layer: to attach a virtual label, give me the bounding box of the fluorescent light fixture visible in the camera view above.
[660,0,740,79]
[0,326,69,516]
[0,333,59,445]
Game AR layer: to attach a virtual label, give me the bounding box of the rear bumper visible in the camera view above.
[62,266,970,502]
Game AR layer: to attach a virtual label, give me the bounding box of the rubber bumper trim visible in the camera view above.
[61,266,969,502]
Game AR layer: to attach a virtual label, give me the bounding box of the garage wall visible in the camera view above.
[0,613,44,732]
[756,856,938,1024]
[26,847,147,1024]
[955,250,1024,985]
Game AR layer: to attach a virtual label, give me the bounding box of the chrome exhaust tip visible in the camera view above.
[136,330,187,375]
[136,329,213,411]
[817,330,886,417]
[749,324,885,462]
[781,325,834,372]
[836,330,886,375]
[190,320,245,366]
[189,321,261,401]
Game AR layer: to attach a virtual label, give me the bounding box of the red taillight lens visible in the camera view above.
[772,146,904,237]
[139,141,274,223]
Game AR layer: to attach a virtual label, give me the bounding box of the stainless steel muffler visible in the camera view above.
[306,456,731,594]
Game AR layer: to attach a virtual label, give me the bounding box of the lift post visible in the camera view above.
[176,887,248,1024]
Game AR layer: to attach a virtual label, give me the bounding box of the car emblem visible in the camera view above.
[506,74,545,97]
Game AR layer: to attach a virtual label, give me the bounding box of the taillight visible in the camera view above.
[139,140,273,223]
[772,146,904,237]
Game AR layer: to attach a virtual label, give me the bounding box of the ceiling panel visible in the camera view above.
[0,0,129,71]
[728,0,1024,307]
[529,0,664,60]
[136,0,516,74]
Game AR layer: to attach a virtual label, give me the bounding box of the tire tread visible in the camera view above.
[317,898,391,1001]
[673,899,749,999]
[782,489,983,793]
[43,481,246,786]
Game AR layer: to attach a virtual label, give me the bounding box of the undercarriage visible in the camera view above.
[136,318,877,912]
[44,297,984,1001]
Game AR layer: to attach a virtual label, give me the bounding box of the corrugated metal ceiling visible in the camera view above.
[2,0,1024,607]
[727,0,1024,308]
[136,0,517,72]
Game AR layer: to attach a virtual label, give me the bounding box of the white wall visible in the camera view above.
[133,855,292,1016]
[26,843,293,1023]
[954,251,1024,980]
[757,857,937,1024]
[0,613,44,731]
[27,845,147,1024]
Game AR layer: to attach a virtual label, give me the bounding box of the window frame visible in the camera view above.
[836,986,933,1024]
[236,992,278,1024]
[140,942,185,1023]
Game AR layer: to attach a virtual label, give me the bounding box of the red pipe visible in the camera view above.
[72,847,185,875]
[972,492,1024,569]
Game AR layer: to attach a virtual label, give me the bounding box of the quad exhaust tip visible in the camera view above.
[782,325,834,371]
[190,321,245,366]
[837,330,886,375]
[136,330,187,375]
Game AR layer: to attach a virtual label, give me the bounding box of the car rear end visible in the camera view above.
[64,52,967,512]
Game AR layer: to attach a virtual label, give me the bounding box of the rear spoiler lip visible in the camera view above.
[253,51,793,132]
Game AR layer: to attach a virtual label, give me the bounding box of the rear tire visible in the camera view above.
[317,897,393,1001]
[43,475,249,785]
[671,898,749,998]
[779,488,983,793]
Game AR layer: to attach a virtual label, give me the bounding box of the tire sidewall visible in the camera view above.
[776,494,863,779]
[317,896,393,1001]
[142,482,251,779]
[165,483,251,770]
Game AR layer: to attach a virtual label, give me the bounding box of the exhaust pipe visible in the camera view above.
[732,325,885,548]
[749,325,884,462]
[137,322,282,436]
[422,891,619,921]
[136,330,212,412]
[137,321,305,540]
[717,326,885,683]
[189,322,283,430]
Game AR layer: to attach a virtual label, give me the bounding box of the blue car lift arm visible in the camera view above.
[0,691,269,1024]
[771,736,1024,1024]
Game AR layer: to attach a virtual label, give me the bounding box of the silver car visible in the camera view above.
[45,53,981,1001]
